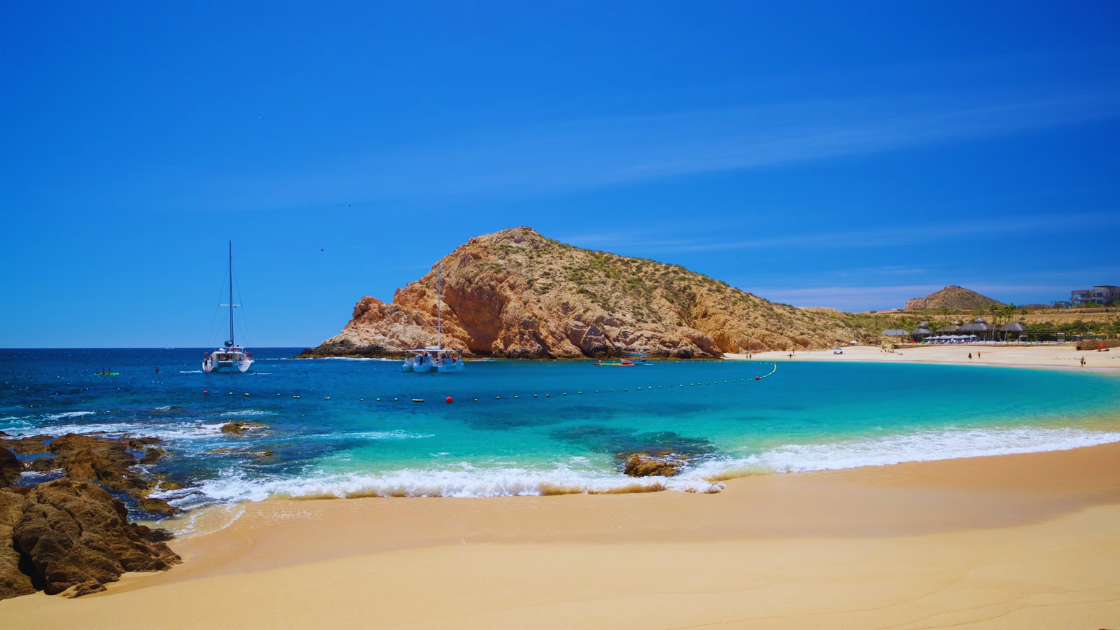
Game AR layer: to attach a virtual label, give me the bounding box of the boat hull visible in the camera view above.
[203,351,253,373]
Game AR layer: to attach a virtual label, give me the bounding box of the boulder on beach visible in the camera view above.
[621,452,688,477]
[11,478,180,597]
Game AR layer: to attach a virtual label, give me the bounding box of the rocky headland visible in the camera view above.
[300,227,864,359]
[1,432,183,600]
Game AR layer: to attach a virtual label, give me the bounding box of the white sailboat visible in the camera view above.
[401,261,464,374]
[202,243,254,374]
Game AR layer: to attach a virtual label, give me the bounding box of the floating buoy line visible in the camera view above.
[197,361,778,404]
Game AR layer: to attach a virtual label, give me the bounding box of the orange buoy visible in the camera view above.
[446,396,453,404]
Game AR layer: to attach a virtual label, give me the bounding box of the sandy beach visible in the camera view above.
[734,343,1120,370]
[3,440,1120,629]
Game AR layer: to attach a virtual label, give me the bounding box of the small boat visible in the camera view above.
[594,359,635,367]
[402,262,463,374]
[202,243,254,374]
[402,347,465,373]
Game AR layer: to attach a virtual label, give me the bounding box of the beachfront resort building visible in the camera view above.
[1071,285,1120,306]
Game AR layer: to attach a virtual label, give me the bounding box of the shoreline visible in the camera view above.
[4,443,1120,628]
[731,343,1120,370]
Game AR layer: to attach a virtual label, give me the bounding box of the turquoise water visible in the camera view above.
[3,349,1120,513]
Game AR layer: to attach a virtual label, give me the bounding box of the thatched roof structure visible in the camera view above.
[999,322,1028,333]
[958,318,993,333]
[912,324,933,336]
[881,329,910,337]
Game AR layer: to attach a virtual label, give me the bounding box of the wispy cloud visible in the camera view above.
[184,87,1120,210]
[558,212,1120,253]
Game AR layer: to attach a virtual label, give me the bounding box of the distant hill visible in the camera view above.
[904,286,1003,311]
[301,227,864,359]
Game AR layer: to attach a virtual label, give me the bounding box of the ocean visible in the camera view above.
[3,348,1119,515]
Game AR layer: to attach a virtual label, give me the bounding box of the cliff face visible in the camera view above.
[904,286,1004,312]
[304,227,861,359]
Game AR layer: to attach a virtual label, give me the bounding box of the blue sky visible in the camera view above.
[3,1,1119,347]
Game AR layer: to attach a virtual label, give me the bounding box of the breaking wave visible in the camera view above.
[152,426,1120,508]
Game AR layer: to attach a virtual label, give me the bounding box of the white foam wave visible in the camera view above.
[155,426,1120,507]
[179,370,203,374]
[350,430,434,440]
[31,421,226,441]
[219,410,275,418]
[46,411,95,420]
[37,422,135,435]
[686,427,1120,480]
[156,464,720,505]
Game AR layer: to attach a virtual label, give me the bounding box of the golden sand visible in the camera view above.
[3,443,1120,629]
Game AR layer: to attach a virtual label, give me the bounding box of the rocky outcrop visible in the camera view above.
[11,478,180,597]
[621,452,688,477]
[905,286,1003,311]
[302,227,862,359]
[1,448,21,488]
[1,435,51,454]
[0,488,37,600]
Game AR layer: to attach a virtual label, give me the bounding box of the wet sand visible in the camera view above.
[3,442,1120,628]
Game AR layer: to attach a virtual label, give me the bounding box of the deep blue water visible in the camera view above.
[3,348,1119,513]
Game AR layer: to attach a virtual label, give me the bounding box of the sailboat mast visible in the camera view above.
[229,241,235,347]
[437,261,442,349]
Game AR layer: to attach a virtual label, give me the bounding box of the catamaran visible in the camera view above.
[401,262,464,374]
[202,243,254,374]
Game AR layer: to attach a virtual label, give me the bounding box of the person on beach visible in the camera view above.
[1081,357,1086,367]
[968,353,972,359]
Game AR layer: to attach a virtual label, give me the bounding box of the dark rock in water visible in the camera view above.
[12,478,180,597]
[135,497,180,517]
[26,457,60,473]
[0,431,8,437]
[1,437,51,455]
[220,421,268,435]
[139,448,165,465]
[0,489,37,600]
[620,452,688,477]
[0,449,21,488]
[127,437,161,449]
